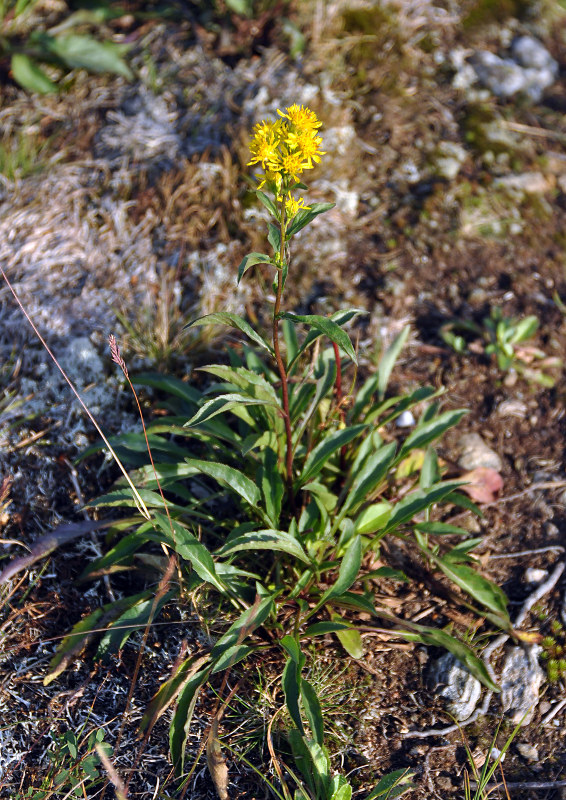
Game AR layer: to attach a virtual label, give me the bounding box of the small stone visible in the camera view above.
[434,142,468,180]
[497,399,528,418]
[524,568,548,585]
[469,51,526,98]
[490,747,505,762]
[494,172,550,197]
[511,36,558,75]
[544,522,559,538]
[429,653,482,721]
[500,645,545,725]
[396,410,416,428]
[516,743,539,762]
[457,433,503,472]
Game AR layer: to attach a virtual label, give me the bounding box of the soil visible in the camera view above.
[1,1,566,799]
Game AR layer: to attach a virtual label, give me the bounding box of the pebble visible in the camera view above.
[516,743,539,762]
[468,37,557,102]
[499,645,545,725]
[396,410,416,428]
[429,652,481,721]
[524,568,548,585]
[490,747,505,762]
[497,399,528,419]
[457,433,503,472]
[494,172,550,197]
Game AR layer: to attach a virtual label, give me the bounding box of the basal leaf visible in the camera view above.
[300,680,324,745]
[47,34,133,78]
[184,393,280,428]
[377,326,410,400]
[217,530,310,564]
[396,625,499,692]
[342,441,397,515]
[354,501,393,535]
[211,644,254,673]
[152,513,226,593]
[170,666,211,772]
[184,458,261,508]
[211,595,274,659]
[319,535,362,606]
[140,654,210,735]
[397,410,467,461]
[428,550,509,622]
[298,424,366,487]
[282,655,304,733]
[382,481,463,535]
[11,53,58,94]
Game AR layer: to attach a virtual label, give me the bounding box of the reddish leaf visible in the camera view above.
[460,467,503,504]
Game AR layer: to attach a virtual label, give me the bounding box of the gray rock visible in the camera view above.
[511,36,557,75]
[434,142,468,180]
[468,41,557,102]
[500,646,545,725]
[457,433,503,472]
[429,652,482,721]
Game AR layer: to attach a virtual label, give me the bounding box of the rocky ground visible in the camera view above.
[1,1,566,798]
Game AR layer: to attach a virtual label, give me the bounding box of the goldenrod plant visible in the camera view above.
[8,107,517,796]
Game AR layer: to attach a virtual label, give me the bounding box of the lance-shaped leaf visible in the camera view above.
[297,424,366,487]
[381,481,464,535]
[238,252,273,283]
[256,190,280,219]
[211,595,275,659]
[286,202,335,238]
[170,666,212,772]
[216,530,310,564]
[95,591,173,661]
[11,53,58,94]
[184,393,281,428]
[427,548,509,623]
[268,222,281,252]
[281,312,357,364]
[317,536,362,610]
[377,326,410,400]
[397,409,467,462]
[341,441,397,516]
[152,513,226,593]
[185,312,274,355]
[46,34,133,78]
[300,680,324,745]
[287,308,366,372]
[140,654,210,736]
[183,459,261,508]
[395,624,499,692]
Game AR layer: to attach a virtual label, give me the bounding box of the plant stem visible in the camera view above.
[272,207,294,509]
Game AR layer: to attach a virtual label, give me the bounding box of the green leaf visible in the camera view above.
[44,607,105,685]
[185,312,274,355]
[184,393,280,428]
[396,625,499,692]
[319,536,362,606]
[211,644,254,673]
[333,618,364,659]
[365,768,415,800]
[285,202,335,238]
[420,447,440,490]
[46,34,133,78]
[95,591,172,661]
[377,326,410,400]
[152,513,226,593]
[258,448,284,527]
[217,530,310,564]
[183,458,261,508]
[303,621,353,637]
[282,656,304,733]
[140,654,210,734]
[268,222,281,253]
[382,481,463,535]
[509,315,538,344]
[332,784,353,800]
[298,424,366,486]
[287,309,366,372]
[11,53,58,94]
[256,190,280,219]
[212,595,275,659]
[397,410,467,461]
[170,666,211,772]
[428,550,509,621]
[342,442,397,515]
[281,635,303,663]
[282,313,357,364]
[415,521,470,536]
[300,680,324,745]
[238,252,273,283]
[354,502,393,535]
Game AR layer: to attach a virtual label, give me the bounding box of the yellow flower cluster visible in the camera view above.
[247,104,325,215]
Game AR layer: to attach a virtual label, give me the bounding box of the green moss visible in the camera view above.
[340,3,405,89]
[462,0,534,30]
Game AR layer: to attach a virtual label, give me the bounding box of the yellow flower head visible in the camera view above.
[285,128,325,170]
[247,119,284,171]
[277,104,322,133]
[285,193,310,217]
